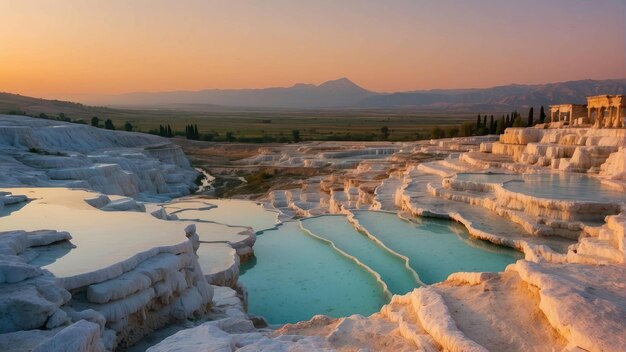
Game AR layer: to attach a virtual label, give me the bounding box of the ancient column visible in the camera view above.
[569,110,574,126]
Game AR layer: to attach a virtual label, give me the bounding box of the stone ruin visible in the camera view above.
[550,94,624,128]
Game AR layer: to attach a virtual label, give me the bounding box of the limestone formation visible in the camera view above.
[1,113,626,351]
[0,115,198,201]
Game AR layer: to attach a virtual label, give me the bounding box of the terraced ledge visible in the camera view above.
[344,210,425,286]
[298,216,395,300]
[400,195,569,263]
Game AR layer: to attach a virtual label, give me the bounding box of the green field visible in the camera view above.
[1,92,479,141]
[118,109,476,141]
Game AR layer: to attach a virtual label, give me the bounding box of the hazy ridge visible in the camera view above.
[3,78,625,113]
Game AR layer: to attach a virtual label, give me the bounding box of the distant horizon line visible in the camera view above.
[11,76,624,101]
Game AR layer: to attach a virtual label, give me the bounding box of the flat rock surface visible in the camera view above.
[0,187,251,278]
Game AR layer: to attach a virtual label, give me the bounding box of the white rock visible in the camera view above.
[32,320,106,352]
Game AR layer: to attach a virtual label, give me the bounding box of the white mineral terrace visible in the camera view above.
[0,188,256,282]
[0,115,625,351]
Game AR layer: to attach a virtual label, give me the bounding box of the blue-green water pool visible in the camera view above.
[456,173,624,203]
[240,212,521,324]
[239,221,386,324]
[352,211,522,284]
[301,215,420,294]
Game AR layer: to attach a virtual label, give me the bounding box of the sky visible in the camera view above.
[0,0,624,99]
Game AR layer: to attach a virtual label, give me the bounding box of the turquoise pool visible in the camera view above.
[241,212,521,324]
[456,173,624,203]
[504,173,624,202]
[239,221,386,324]
[352,211,522,284]
[301,215,420,294]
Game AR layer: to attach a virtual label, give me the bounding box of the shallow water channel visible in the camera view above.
[241,211,521,324]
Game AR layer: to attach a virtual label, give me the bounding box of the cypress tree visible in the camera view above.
[539,106,546,123]
[489,115,494,134]
[476,114,481,129]
[496,116,505,134]
[505,114,510,128]
[528,107,534,126]
[104,119,115,130]
[194,124,199,139]
[167,125,172,137]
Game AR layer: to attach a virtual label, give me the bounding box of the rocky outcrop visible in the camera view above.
[0,224,213,351]
[32,320,107,352]
[0,115,198,200]
[0,187,254,351]
[0,230,73,334]
[65,242,213,349]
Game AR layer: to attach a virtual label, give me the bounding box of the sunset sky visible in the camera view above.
[1,0,624,99]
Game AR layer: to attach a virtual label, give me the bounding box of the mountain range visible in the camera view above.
[3,78,625,114]
[82,78,375,109]
[357,79,626,111]
[78,78,626,112]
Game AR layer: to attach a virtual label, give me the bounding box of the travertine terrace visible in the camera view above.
[156,106,626,351]
[1,109,625,351]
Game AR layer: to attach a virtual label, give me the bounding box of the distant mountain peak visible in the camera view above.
[318,77,369,92]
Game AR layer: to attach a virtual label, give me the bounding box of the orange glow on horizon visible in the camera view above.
[0,0,624,100]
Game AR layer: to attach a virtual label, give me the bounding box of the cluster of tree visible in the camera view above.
[474,114,496,135]
[88,116,127,131]
[475,105,548,135]
[158,124,174,137]
[428,105,548,140]
[185,124,200,140]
